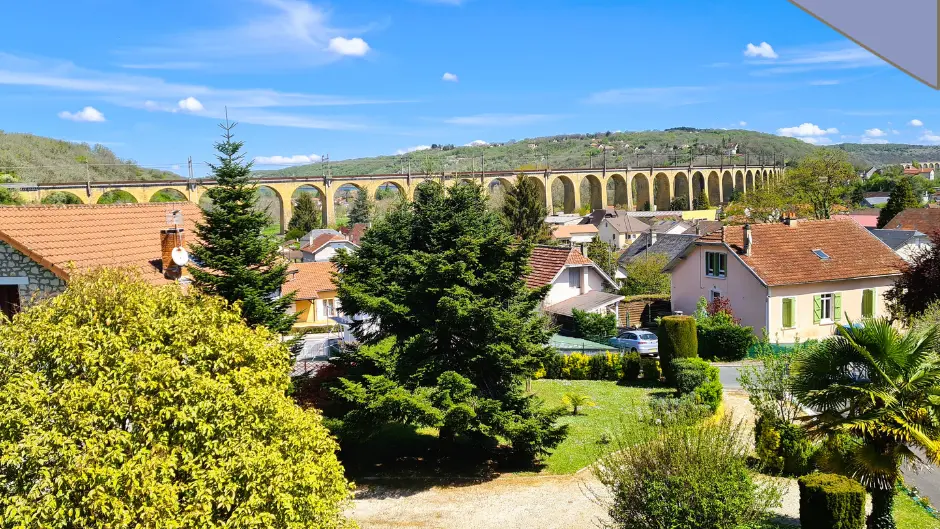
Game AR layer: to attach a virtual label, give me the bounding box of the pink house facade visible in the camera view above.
[667,219,904,343]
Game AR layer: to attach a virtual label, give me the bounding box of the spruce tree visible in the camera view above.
[347,189,373,225]
[877,176,920,228]
[288,192,322,234]
[189,119,295,334]
[502,173,551,242]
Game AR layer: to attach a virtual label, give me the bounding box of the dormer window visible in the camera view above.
[812,249,830,260]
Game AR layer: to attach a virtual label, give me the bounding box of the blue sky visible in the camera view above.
[2,0,940,176]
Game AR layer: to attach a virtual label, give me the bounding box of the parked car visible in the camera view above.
[609,330,659,356]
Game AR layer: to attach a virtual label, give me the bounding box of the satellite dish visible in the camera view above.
[171,247,189,266]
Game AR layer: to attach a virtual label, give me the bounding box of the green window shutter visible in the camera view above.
[862,289,874,318]
[782,298,793,328]
[813,295,822,324]
[833,293,843,322]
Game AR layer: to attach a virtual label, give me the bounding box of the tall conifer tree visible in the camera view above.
[288,192,322,234]
[189,119,295,333]
[502,173,551,242]
[877,176,920,228]
[347,189,373,226]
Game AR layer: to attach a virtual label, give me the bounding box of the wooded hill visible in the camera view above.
[0,131,179,183]
[254,128,940,178]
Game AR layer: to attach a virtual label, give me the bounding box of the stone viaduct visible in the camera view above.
[10,164,782,231]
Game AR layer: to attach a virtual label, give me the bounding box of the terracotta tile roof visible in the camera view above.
[301,233,347,253]
[283,262,337,300]
[704,219,903,286]
[832,213,879,228]
[0,202,202,284]
[883,208,940,234]
[347,223,368,245]
[551,224,598,239]
[525,245,593,289]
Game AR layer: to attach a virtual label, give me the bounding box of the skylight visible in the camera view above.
[812,249,831,260]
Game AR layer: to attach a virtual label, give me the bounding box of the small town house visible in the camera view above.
[666,218,904,342]
[525,246,623,326]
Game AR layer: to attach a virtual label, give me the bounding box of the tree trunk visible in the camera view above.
[867,486,896,529]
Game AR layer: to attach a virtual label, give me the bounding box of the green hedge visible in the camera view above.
[798,473,865,529]
[698,324,755,361]
[659,316,698,385]
[672,358,722,412]
[622,352,641,381]
[539,352,652,382]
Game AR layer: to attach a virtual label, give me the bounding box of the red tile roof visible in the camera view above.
[283,262,337,300]
[347,223,368,245]
[525,245,594,288]
[551,224,598,239]
[700,219,903,286]
[0,202,202,284]
[301,233,347,253]
[883,208,940,234]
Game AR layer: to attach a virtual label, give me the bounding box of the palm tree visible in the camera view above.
[562,392,595,416]
[791,318,940,529]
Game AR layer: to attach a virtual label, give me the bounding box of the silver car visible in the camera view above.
[609,330,659,356]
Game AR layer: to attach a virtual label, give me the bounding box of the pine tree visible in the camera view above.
[502,173,551,242]
[877,176,920,228]
[347,189,373,225]
[189,119,295,334]
[288,192,322,234]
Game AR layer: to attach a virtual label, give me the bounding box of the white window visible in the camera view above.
[709,289,722,302]
[705,251,727,278]
[819,293,833,323]
[569,267,581,288]
[323,298,336,318]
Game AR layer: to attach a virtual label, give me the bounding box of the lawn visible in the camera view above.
[895,492,940,529]
[530,379,669,474]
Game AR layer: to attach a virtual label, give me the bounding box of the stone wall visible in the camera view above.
[0,242,66,306]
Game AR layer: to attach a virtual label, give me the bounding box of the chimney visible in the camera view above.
[743,223,753,256]
[651,231,658,245]
[160,227,185,280]
[784,216,798,227]
[580,243,588,257]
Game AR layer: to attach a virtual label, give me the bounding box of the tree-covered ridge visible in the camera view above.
[253,128,940,178]
[0,131,179,182]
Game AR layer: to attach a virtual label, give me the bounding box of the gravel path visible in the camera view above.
[349,474,609,529]
[348,391,802,529]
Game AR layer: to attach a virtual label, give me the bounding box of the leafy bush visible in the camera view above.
[798,473,865,529]
[647,394,712,426]
[673,358,723,412]
[640,358,661,382]
[0,269,353,528]
[588,351,623,380]
[595,414,782,529]
[572,309,617,342]
[561,352,591,380]
[621,352,641,381]
[659,315,698,384]
[755,418,818,477]
[543,353,564,379]
[698,324,755,361]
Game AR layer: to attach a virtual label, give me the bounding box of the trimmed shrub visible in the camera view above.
[640,358,661,382]
[561,352,591,380]
[659,315,698,384]
[698,324,755,361]
[588,351,623,381]
[756,418,818,476]
[673,358,722,412]
[621,352,641,381]
[544,353,564,379]
[798,473,865,529]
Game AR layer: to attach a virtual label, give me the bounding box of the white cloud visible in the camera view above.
[777,123,838,138]
[395,145,432,155]
[465,139,488,146]
[744,42,778,59]
[442,72,458,82]
[861,137,889,144]
[444,113,556,126]
[809,80,840,86]
[864,128,887,138]
[910,119,924,127]
[797,136,833,145]
[738,121,747,127]
[57,106,106,122]
[118,0,376,71]
[327,37,370,57]
[177,96,204,112]
[253,153,322,165]
[585,86,708,106]
[749,43,883,75]
[921,131,940,144]
[0,53,411,130]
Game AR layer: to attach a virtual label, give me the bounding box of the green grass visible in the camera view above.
[895,492,940,529]
[530,379,668,474]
